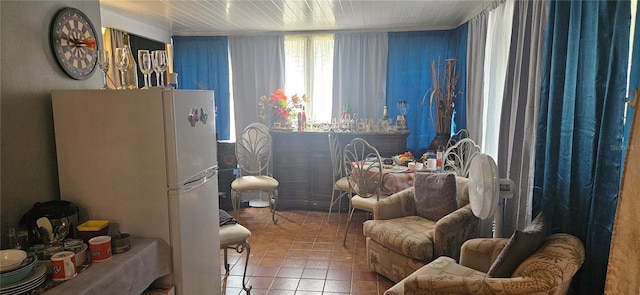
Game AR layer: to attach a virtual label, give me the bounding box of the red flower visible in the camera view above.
[258,89,309,121]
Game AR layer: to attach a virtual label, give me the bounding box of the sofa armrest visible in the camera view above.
[403,275,553,294]
[433,204,479,260]
[459,238,509,273]
[372,187,416,220]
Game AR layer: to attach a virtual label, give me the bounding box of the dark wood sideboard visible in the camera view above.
[270,130,410,211]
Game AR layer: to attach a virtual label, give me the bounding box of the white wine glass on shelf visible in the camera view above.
[115,47,130,89]
[153,50,169,87]
[97,50,110,89]
[152,50,161,87]
[138,50,153,89]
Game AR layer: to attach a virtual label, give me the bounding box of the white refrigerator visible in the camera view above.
[51,89,220,295]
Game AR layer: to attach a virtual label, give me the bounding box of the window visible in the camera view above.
[284,34,334,123]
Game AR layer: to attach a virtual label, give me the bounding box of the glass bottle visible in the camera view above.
[301,107,307,131]
[122,33,139,89]
[7,223,21,249]
[382,105,389,121]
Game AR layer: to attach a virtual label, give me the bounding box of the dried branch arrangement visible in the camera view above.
[429,58,459,134]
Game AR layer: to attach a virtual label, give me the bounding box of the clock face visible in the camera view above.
[50,7,98,80]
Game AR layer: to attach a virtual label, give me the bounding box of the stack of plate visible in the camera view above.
[0,264,46,295]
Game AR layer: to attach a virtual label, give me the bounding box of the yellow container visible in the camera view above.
[77,220,109,243]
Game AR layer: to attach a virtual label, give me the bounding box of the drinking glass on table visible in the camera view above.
[115,48,130,89]
[153,50,168,87]
[138,50,153,89]
[97,50,110,89]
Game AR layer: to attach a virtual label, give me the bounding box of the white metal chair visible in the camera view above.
[342,138,388,246]
[445,129,470,150]
[443,137,481,177]
[231,123,279,224]
[327,130,351,223]
[220,223,252,294]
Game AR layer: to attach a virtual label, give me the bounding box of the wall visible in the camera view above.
[0,1,102,247]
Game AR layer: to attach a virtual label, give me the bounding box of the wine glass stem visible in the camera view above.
[102,73,108,89]
[143,74,149,88]
[120,70,126,89]
[160,73,165,87]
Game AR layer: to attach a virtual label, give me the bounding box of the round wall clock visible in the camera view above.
[50,7,99,80]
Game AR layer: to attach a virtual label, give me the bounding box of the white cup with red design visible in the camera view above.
[51,251,77,280]
[89,235,112,262]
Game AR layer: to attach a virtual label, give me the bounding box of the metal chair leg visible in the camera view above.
[270,190,278,224]
[343,207,356,247]
[223,247,230,273]
[223,240,252,294]
[240,240,252,294]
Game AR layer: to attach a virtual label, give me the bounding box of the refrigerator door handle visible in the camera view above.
[177,165,218,192]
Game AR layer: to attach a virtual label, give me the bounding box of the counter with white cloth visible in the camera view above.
[43,238,171,295]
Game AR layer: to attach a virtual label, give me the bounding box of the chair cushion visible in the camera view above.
[487,212,547,278]
[231,175,279,190]
[413,173,458,220]
[335,176,350,191]
[219,223,251,246]
[364,216,436,261]
[351,194,388,212]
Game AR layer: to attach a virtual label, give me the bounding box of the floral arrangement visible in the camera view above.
[258,89,309,121]
[429,58,460,134]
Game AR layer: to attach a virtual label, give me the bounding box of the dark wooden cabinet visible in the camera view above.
[270,131,410,211]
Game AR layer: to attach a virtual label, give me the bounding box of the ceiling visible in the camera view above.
[99,0,493,36]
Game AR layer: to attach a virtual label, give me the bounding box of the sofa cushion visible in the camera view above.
[364,216,436,261]
[487,212,546,278]
[413,173,458,220]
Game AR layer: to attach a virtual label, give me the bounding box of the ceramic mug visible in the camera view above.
[89,235,112,262]
[426,158,437,170]
[51,251,77,281]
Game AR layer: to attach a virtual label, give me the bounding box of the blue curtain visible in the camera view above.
[387,28,467,155]
[172,36,231,140]
[533,1,630,294]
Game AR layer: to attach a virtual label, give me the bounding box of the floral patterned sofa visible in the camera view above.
[363,176,479,283]
[384,233,585,295]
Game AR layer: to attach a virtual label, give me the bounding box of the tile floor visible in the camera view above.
[220,207,396,295]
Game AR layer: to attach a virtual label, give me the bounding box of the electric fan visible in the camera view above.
[467,153,516,238]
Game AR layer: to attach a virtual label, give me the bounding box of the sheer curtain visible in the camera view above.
[332,33,388,120]
[466,9,489,144]
[284,34,334,123]
[534,0,630,293]
[497,0,548,236]
[229,35,285,134]
[482,0,514,160]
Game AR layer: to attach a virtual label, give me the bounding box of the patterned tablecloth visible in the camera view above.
[355,163,439,195]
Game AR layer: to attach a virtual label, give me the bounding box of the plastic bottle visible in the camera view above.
[122,34,139,89]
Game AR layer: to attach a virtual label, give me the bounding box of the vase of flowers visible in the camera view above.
[428,58,460,150]
[259,89,309,129]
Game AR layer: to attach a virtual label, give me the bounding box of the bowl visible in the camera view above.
[0,249,27,272]
[73,243,88,266]
[0,254,37,287]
